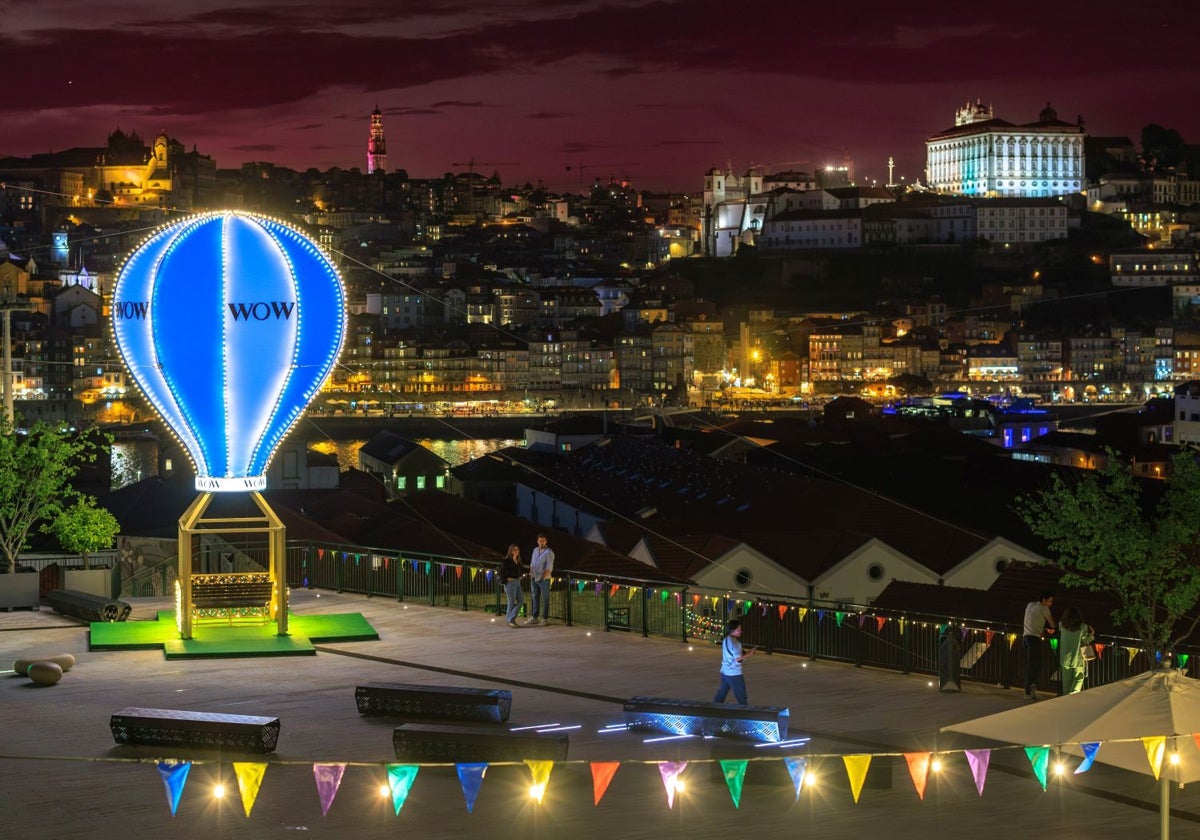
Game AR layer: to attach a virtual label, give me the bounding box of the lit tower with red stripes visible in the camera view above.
[367,105,387,174]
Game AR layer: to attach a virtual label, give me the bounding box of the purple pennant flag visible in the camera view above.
[658,761,687,809]
[456,763,488,813]
[440,564,447,576]
[965,749,991,795]
[156,761,191,817]
[857,614,866,628]
[595,581,603,595]
[1075,742,1101,774]
[961,627,969,641]
[312,763,346,817]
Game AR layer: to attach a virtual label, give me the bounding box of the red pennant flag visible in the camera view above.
[778,604,788,620]
[692,594,701,606]
[590,762,620,806]
[876,616,886,633]
[317,548,325,560]
[904,753,931,800]
[610,584,620,597]
[985,630,995,646]
[1093,642,1106,659]
[455,566,462,579]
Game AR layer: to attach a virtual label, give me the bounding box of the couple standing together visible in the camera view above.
[499,534,555,628]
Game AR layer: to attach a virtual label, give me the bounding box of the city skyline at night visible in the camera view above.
[3,0,1198,191]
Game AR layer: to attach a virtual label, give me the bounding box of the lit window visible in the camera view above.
[417,476,426,490]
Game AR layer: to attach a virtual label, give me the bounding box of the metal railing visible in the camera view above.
[285,540,1192,693]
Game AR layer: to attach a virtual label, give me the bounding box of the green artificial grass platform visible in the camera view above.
[89,610,378,659]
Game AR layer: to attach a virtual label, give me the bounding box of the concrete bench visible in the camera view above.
[47,589,131,622]
[392,723,568,762]
[110,706,281,753]
[356,683,512,723]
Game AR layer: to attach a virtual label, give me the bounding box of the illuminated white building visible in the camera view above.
[926,101,1085,198]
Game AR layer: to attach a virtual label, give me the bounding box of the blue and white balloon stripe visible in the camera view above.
[112,212,346,492]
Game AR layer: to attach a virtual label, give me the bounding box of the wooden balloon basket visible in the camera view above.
[175,492,288,640]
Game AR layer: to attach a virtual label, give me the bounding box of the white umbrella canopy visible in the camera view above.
[943,669,1200,839]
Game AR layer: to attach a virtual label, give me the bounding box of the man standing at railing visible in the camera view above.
[1022,591,1056,700]
[526,534,554,626]
[713,619,754,705]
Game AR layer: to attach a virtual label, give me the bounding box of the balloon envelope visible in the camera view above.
[112,212,346,491]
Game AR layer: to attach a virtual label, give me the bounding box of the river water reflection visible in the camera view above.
[109,438,520,489]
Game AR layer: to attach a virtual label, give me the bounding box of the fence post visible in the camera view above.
[461,563,469,611]
[397,556,405,603]
[642,586,649,638]
[565,573,573,627]
[680,587,688,644]
[428,560,435,607]
[901,614,911,674]
[602,576,609,632]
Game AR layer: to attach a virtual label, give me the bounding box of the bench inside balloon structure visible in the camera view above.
[189,573,275,625]
[110,707,281,754]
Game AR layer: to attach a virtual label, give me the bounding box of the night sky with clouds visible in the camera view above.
[3,0,1197,192]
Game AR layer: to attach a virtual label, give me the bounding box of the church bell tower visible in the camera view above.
[367,106,387,174]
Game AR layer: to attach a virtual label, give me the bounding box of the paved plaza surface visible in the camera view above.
[2,589,1198,839]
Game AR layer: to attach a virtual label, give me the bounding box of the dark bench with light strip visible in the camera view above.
[623,696,791,743]
[110,707,281,753]
[48,589,131,623]
[190,573,274,623]
[356,683,512,723]
[392,723,568,762]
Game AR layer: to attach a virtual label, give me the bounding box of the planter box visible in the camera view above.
[0,573,41,611]
[64,568,116,599]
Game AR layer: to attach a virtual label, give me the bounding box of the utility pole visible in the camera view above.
[1,284,33,427]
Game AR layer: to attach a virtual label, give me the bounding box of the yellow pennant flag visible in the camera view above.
[1128,647,1140,666]
[796,608,808,623]
[1007,632,1018,649]
[1143,736,1166,780]
[470,567,478,580]
[842,754,872,803]
[628,587,637,601]
[897,618,906,635]
[525,760,554,803]
[232,762,268,817]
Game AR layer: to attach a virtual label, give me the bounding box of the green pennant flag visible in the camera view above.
[661,590,669,603]
[577,579,587,592]
[1049,637,1058,653]
[386,765,419,815]
[1178,653,1190,670]
[719,760,747,808]
[1025,746,1050,790]
[835,611,845,627]
[741,600,751,615]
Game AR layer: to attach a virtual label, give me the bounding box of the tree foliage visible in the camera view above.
[0,415,108,574]
[1018,453,1200,664]
[49,498,120,569]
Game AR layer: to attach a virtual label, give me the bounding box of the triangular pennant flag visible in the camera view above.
[628,586,637,601]
[835,611,845,627]
[797,607,808,622]
[719,760,747,808]
[312,763,345,817]
[470,567,478,580]
[1179,653,1190,670]
[741,600,751,615]
[525,760,554,803]
[985,630,995,646]
[354,553,361,565]
[485,569,492,581]
[1024,746,1050,790]
[455,566,462,579]
[439,563,447,576]
[597,582,605,595]
[317,548,325,560]
[1007,632,1018,649]
[784,757,807,800]
[456,763,488,813]
[1075,742,1101,774]
[661,590,669,603]
[760,603,767,617]
[576,580,586,592]
[961,626,969,641]
[898,618,905,635]
[936,623,946,635]
[232,762,268,817]
[842,754,871,803]
[965,749,990,795]
[1049,637,1058,653]
[386,764,419,814]
[1128,647,1139,666]
[610,584,620,597]
[904,753,931,800]
[590,762,619,806]
[1143,736,1166,780]
[816,610,826,623]
[423,561,431,574]
[876,616,886,633]
[779,604,788,621]
[857,614,866,628]
[156,761,191,817]
[675,592,682,606]
[692,594,701,606]
[658,761,687,809]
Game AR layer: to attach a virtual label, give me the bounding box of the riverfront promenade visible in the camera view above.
[2,590,1197,839]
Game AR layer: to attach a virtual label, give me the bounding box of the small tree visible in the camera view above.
[1018,452,1200,665]
[49,498,121,569]
[0,414,108,574]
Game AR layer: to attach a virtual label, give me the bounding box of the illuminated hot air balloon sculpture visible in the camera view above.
[112,212,346,638]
